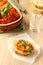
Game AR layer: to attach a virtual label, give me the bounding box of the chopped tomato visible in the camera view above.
[0,0,20,24]
[28,43,33,49]
[16,41,33,52]
[16,43,27,52]
[0,0,7,9]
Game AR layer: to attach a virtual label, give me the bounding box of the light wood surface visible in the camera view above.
[0,0,43,65]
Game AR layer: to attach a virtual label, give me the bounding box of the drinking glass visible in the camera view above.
[29,12,41,32]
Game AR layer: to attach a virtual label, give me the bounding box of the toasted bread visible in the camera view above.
[33,0,43,9]
[12,40,34,56]
[29,3,43,14]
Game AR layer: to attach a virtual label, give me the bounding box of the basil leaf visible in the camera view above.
[0,10,2,14]
[19,40,27,47]
[1,10,4,15]
[3,3,10,13]
[26,46,32,52]
[0,3,10,15]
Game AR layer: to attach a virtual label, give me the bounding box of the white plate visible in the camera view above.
[7,33,40,64]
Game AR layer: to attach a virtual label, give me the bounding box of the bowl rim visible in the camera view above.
[0,4,23,26]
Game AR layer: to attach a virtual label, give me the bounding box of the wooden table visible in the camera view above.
[0,0,43,65]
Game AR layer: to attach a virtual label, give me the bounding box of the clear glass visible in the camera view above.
[29,12,42,32]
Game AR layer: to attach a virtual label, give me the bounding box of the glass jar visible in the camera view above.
[29,2,43,32]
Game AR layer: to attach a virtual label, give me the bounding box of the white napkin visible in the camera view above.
[7,33,40,64]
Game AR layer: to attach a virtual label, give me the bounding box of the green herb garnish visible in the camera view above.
[19,40,32,52]
[26,46,32,52]
[0,10,1,14]
[0,3,10,15]
[19,40,27,47]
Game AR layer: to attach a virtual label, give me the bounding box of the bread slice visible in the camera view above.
[33,0,43,9]
[12,40,34,56]
[29,3,43,14]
